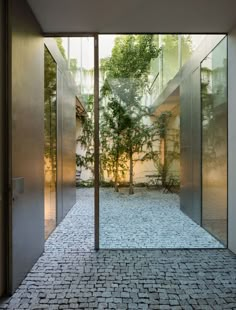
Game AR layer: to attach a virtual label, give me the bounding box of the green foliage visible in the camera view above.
[162,35,192,85]
[76,95,94,175]
[100,35,161,194]
[100,98,131,190]
[70,58,78,75]
[55,38,66,59]
[44,47,57,168]
[144,111,180,187]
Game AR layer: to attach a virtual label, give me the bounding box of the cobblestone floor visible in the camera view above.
[1,188,236,310]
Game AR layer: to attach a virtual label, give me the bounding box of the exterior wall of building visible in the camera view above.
[228,26,236,254]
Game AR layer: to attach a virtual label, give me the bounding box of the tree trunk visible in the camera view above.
[114,159,119,192]
[162,135,167,187]
[129,150,134,195]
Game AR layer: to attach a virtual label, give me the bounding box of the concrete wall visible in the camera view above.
[228,26,236,254]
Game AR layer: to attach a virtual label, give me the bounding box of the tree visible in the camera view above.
[143,111,180,188]
[55,38,66,59]
[101,35,161,194]
[100,98,130,191]
[76,95,94,178]
[44,47,57,166]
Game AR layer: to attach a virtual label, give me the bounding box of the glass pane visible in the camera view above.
[181,35,206,67]
[201,37,227,245]
[59,37,94,107]
[99,35,183,248]
[162,35,179,89]
[44,47,57,239]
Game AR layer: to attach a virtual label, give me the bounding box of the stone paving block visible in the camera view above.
[0,188,236,309]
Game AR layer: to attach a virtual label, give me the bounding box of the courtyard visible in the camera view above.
[1,188,236,309]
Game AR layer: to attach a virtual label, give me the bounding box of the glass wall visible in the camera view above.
[181,35,206,67]
[149,35,207,102]
[201,37,227,245]
[44,47,57,239]
[162,34,179,87]
[99,35,165,248]
[58,37,94,108]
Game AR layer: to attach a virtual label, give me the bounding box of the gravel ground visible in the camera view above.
[76,187,223,249]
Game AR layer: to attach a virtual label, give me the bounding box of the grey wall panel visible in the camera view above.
[56,70,63,224]
[191,68,201,225]
[11,0,44,292]
[62,78,76,217]
[180,68,201,225]
[228,27,236,254]
[180,77,192,148]
[0,0,6,297]
[180,76,193,218]
[180,146,193,217]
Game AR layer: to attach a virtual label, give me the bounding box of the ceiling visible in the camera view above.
[27,0,236,34]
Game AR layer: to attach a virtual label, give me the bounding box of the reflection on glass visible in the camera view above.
[162,35,179,88]
[55,37,94,108]
[99,35,181,249]
[201,37,227,245]
[44,47,57,239]
[181,35,206,67]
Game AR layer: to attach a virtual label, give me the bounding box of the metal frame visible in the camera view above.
[94,34,99,250]
[47,32,229,251]
[44,32,227,37]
